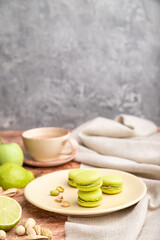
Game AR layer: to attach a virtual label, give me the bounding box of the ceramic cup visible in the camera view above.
[22,127,77,162]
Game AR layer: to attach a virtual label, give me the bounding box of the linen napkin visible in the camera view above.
[65,114,160,240]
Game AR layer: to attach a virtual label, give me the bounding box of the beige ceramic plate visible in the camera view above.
[24,168,147,216]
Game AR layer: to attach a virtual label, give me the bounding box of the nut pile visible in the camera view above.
[0,187,18,197]
[50,186,70,207]
[15,218,53,240]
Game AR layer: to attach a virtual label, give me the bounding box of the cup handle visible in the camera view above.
[61,138,78,155]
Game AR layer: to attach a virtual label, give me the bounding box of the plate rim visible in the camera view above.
[24,168,147,216]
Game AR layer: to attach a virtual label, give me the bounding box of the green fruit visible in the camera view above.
[0,196,22,231]
[0,137,24,166]
[0,162,35,190]
[25,170,35,184]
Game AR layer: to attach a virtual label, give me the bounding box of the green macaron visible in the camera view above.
[101,175,123,194]
[68,169,85,187]
[74,170,102,191]
[78,188,102,207]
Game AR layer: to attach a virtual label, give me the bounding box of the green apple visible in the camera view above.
[0,137,24,166]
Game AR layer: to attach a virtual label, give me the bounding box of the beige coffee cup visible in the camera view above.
[22,127,77,162]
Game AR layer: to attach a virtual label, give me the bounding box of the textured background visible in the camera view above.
[0,0,160,130]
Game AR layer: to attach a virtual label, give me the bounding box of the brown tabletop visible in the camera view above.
[0,130,80,240]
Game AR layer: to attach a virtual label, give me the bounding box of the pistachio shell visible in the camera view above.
[42,228,52,238]
[26,226,36,236]
[34,225,42,235]
[25,218,36,229]
[56,195,63,202]
[56,186,64,192]
[2,188,18,197]
[61,200,71,207]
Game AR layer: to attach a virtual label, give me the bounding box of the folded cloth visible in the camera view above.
[65,114,160,240]
[71,114,160,179]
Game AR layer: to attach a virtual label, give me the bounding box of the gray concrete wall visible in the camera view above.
[0,0,160,130]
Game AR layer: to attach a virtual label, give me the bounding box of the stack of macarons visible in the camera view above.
[68,169,123,208]
[68,169,103,207]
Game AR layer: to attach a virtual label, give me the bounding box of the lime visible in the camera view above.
[25,170,35,183]
[0,196,22,231]
[0,162,35,190]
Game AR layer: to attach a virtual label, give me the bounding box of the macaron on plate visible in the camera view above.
[77,188,103,207]
[68,169,86,187]
[24,168,147,217]
[101,175,123,194]
[74,170,102,191]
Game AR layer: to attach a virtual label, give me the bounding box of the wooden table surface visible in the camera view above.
[0,130,80,240]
